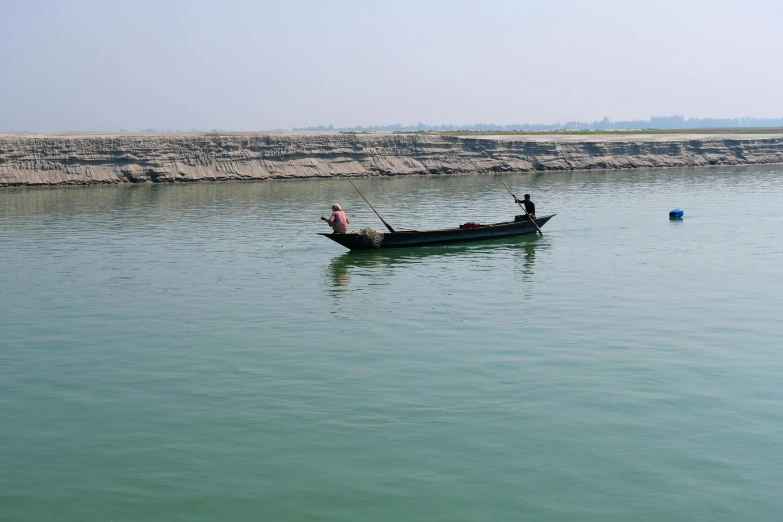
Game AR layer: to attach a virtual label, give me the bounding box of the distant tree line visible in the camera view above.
[293,115,783,132]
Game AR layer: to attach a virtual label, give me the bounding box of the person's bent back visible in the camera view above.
[322,204,350,233]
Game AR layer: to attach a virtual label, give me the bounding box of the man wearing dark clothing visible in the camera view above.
[513,193,535,218]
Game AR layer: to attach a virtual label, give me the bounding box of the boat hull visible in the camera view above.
[320,214,555,250]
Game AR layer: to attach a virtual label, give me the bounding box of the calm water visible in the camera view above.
[1,167,782,521]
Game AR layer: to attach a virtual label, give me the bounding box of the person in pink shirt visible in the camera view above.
[322,203,350,234]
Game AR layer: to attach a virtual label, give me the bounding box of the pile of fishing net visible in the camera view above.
[356,226,384,248]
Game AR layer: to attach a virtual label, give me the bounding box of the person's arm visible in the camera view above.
[513,194,530,212]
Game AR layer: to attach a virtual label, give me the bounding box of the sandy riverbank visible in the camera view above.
[2,131,782,186]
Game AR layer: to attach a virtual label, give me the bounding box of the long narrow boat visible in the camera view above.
[320,214,555,250]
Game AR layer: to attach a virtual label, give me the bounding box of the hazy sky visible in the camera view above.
[1,0,781,131]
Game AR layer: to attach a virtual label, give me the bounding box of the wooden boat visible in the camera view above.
[320,214,556,250]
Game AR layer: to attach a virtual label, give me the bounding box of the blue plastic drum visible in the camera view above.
[669,208,684,218]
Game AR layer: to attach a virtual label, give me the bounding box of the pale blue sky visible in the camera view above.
[1,0,781,131]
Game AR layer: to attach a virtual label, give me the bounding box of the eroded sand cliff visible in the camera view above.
[2,132,783,186]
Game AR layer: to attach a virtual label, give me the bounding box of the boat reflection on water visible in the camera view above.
[513,236,540,279]
[325,234,549,298]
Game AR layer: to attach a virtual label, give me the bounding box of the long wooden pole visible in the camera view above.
[348,179,396,233]
[499,179,543,236]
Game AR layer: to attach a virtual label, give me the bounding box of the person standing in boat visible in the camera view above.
[322,204,350,234]
[513,193,536,219]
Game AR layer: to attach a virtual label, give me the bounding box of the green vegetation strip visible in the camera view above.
[392,127,783,136]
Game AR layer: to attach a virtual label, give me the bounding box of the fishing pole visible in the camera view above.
[279,220,318,248]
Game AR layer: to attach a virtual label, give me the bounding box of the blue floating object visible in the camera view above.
[669,208,684,218]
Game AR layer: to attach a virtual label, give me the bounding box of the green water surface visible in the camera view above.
[1,167,781,521]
